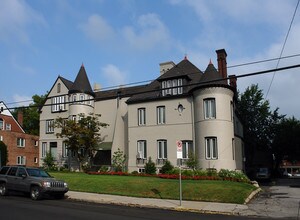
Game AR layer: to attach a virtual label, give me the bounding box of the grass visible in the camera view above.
[50,172,257,204]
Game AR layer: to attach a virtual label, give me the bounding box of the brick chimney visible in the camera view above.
[229,75,237,89]
[216,49,228,80]
[17,110,23,127]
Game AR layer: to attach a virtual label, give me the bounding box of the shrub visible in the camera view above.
[144,157,156,174]
[160,160,174,174]
[99,165,109,172]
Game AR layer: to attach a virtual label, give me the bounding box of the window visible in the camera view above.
[34,157,38,164]
[46,120,54,133]
[51,95,65,112]
[17,156,26,165]
[80,94,85,103]
[57,83,61,93]
[73,94,77,103]
[50,142,57,159]
[137,140,147,159]
[62,142,69,158]
[162,78,183,96]
[8,167,17,176]
[182,141,193,159]
[6,123,11,130]
[204,98,216,119]
[157,140,167,159]
[138,108,146,126]
[157,106,165,124]
[205,137,218,159]
[42,142,47,157]
[34,140,38,147]
[0,119,3,130]
[17,167,27,177]
[232,138,235,160]
[17,138,25,147]
[0,136,3,141]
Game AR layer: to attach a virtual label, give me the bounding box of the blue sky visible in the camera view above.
[1,0,300,118]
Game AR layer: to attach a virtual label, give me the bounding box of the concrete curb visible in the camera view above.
[244,187,262,204]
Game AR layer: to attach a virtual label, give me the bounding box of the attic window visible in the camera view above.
[57,83,61,93]
[162,78,183,96]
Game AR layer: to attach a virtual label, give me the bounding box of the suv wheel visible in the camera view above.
[30,186,42,200]
[0,183,8,196]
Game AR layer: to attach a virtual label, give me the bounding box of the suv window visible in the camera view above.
[0,166,10,175]
[26,168,51,178]
[17,167,27,177]
[7,167,18,176]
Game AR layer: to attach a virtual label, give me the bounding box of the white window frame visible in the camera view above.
[138,108,146,126]
[204,98,216,119]
[42,142,47,157]
[157,140,167,159]
[34,157,38,164]
[6,123,11,130]
[205,137,218,160]
[162,78,183,96]
[137,140,147,159]
[0,119,3,130]
[157,106,165,124]
[17,156,26,165]
[46,120,54,133]
[62,142,69,158]
[51,95,65,112]
[80,94,85,103]
[17,138,25,148]
[182,141,193,159]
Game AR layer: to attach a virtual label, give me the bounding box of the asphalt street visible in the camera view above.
[0,195,267,220]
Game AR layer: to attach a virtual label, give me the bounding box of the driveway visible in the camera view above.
[240,178,300,219]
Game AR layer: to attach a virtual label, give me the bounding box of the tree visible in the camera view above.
[144,157,156,174]
[272,117,300,168]
[0,141,8,166]
[186,153,198,171]
[55,113,108,171]
[111,148,126,172]
[236,84,283,174]
[43,151,55,170]
[13,94,47,135]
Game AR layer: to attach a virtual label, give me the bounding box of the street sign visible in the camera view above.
[176,140,182,159]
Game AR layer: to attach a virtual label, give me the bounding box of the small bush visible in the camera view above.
[144,157,156,175]
[160,160,174,174]
[99,165,109,172]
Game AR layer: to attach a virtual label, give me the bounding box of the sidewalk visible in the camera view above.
[66,191,255,216]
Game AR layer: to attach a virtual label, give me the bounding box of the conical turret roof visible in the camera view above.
[69,64,95,97]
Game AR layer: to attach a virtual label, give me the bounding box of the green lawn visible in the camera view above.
[50,172,256,204]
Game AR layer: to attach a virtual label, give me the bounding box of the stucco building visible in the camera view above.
[0,102,39,167]
[39,49,244,172]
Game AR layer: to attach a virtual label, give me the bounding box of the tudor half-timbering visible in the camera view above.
[39,49,244,172]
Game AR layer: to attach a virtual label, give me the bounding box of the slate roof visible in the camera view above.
[69,65,95,97]
[199,62,227,86]
[59,76,74,89]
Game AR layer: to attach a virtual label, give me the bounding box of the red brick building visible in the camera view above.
[0,102,39,167]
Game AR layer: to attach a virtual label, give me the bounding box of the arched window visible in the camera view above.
[57,83,61,93]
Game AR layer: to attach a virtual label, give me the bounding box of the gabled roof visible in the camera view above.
[69,65,95,97]
[158,59,202,81]
[59,76,73,90]
[127,58,203,104]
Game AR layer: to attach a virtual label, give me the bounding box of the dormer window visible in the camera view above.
[162,78,183,96]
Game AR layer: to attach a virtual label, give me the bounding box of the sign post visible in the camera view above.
[176,140,183,206]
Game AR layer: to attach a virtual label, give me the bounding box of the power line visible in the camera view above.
[2,63,300,112]
[265,0,300,98]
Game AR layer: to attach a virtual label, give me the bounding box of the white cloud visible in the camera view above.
[102,64,127,86]
[13,94,33,107]
[122,13,171,50]
[0,0,46,43]
[79,14,115,42]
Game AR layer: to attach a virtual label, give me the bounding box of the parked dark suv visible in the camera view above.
[0,166,68,200]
